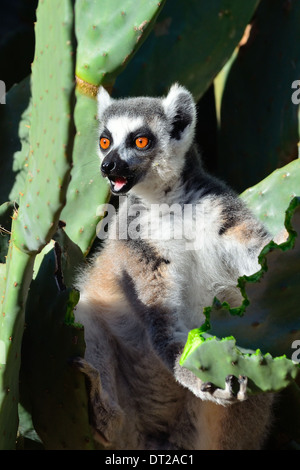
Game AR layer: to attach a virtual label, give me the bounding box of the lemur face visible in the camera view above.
[97,84,196,195]
[99,110,161,194]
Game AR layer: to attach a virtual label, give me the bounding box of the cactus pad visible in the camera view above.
[241,159,300,237]
[181,333,298,394]
[60,90,109,256]
[0,0,76,449]
[13,0,76,254]
[20,228,94,449]
[75,0,166,89]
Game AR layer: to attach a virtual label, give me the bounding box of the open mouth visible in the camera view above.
[108,175,135,194]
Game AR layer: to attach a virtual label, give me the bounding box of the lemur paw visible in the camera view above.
[70,356,99,384]
[174,358,248,406]
[200,375,248,405]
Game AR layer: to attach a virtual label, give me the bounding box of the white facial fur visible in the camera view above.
[96,84,197,200]
[103,116,144,157]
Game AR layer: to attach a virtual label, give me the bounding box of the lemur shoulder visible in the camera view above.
[74,84,274,450]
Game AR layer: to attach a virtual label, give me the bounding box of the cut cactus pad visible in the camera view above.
[180,333,298,394]
[240,159,300,237]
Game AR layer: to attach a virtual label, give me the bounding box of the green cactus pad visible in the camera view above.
[75,0,166,88]
[0,0,76,449]
[60,90,110,256]
[180,333,298,394]
[13,0,76,254]
[0,238,35,449]
[240,159,300,237]
[180,197,300,395]
[114,0,259,100]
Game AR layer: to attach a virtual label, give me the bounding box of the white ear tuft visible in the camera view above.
[163,83,186,112]
[97,86,113,119]
[162,83,196,141]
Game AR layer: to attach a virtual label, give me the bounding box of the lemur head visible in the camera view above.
[97,84,196,197]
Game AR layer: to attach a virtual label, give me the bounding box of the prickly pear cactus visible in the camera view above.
[181,333,298,394]
[59,90,109,255]
[20,229,95,450]
[75,0,166,92]
[0,0,76,449]
[240,159,300,237]
[12,0,76,254]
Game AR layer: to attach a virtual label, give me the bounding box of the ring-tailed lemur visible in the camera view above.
[74,84,274,450]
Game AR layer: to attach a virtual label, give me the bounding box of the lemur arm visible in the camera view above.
[119,267,248,406]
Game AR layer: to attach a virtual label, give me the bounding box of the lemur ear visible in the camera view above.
[97,86,113,119]
[162,83,196,141]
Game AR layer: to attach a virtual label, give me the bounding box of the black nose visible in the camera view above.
[101,160,116,176]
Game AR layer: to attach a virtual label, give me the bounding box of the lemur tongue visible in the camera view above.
[114,177,127,191]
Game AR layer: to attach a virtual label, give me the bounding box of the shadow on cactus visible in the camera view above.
[19,227,96,450]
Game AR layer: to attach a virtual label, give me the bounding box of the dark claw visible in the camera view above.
[225,374,236,395]
[225,374,234,384]
[201,382,214,393]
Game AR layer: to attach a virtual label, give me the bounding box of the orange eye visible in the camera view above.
[100,137,111,150]
[135,137,149,149]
